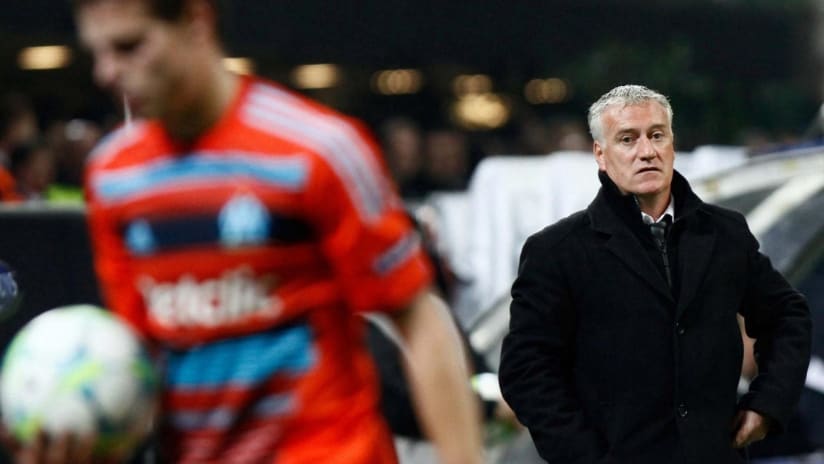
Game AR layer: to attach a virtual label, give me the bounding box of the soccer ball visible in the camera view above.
[0,304,158,456]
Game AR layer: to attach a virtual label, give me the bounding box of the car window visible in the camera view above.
[715,186,778,215]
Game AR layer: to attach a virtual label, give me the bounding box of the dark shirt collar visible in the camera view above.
[597,170,699,224]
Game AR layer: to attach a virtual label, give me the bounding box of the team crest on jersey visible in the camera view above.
[218,194,271,248]
[126,219,157,255]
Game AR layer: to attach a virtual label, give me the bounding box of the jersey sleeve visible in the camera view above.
[306,118,433,314]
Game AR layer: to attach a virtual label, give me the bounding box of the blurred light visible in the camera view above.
[451,93,511,130]
[452,74,493,96]
[223,57,255,75]
[65,119,89,141]
[18,45,72,70]
[524,78,571,104]
[371,69,423,95]
[291,64,340,89]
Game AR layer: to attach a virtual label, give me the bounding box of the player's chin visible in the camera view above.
[127,96,157,119]
[132,102,153,119]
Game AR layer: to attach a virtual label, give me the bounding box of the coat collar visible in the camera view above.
[587,170,716,316]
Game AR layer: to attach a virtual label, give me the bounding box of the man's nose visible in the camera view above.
[637,136,656,159]
[93,54,120,90]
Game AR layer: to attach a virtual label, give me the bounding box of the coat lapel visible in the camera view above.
[603,227,674,303]
[675,216,716,318]
[588,193,674,303]
[588,170,715,316]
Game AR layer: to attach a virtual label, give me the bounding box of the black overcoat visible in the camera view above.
[499,171,811,464]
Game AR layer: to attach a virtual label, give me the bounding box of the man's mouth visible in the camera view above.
[638,167,659,174]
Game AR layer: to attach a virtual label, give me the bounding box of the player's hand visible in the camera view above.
[493,399,521,429]
[1,426,99,464]
[731,409,770,448]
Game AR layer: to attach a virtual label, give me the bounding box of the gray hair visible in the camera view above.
[587,85,673,143]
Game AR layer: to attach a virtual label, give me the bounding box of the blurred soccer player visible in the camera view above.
[1,0,484,462]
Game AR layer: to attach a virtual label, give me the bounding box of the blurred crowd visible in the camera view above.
[378,114,592,200]
[0,93,102,204]
[1,89,809,207]
[0,89,596,206]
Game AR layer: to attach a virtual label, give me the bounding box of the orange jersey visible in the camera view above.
[84,77,432,463]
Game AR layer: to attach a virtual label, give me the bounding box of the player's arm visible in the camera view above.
[388,288,483,464]
[304,116,483,462]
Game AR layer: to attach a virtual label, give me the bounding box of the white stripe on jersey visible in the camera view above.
[241,83,387,221]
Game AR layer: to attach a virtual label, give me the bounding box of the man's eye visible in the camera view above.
[621,136,633,144]
[652,132,664,140]
[114,40,141,54]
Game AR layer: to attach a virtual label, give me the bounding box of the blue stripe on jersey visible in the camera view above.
[94,153,308,202]
[165,322,316,389]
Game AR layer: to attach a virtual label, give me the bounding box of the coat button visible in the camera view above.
[676,323,685,335]
[677,403,688,418]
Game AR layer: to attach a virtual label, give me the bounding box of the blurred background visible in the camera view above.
[3,0,824,172]
[2,1,824,462]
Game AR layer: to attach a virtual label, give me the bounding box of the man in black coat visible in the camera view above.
[498,85,812,464]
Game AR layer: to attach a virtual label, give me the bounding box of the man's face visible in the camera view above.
[593,101,675,198]
[76,0,193,120]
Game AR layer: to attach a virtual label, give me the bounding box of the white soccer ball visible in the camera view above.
[0,304,158,456]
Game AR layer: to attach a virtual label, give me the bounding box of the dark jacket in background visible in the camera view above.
[499,170,811,464]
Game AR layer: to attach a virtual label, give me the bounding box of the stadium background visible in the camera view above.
[2,1,824,463]
[0,0,822,152]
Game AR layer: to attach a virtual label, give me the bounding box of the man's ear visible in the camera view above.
[593,141,606,171]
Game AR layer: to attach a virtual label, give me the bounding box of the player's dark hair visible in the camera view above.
[71,0,218,23]
[71,0,226,42]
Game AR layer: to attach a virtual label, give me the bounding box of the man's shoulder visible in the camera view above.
[527,210,589,250]
[243,78,364,133]
[690,202,759,245]
[86,121,158,171]
[240,78,379,161]
[698,202,749,227]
